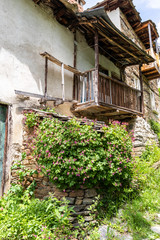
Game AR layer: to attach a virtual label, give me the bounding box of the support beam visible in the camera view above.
[120,66,125,82]
[94,30,99,104]
[148,23,153,50]
[139,64,144,114]
[45,57,48,97]
[155,38,159,54]
[73,31,77,100]
[61,63,65,101]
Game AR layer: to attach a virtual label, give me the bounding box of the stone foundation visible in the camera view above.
[128,116,158,156]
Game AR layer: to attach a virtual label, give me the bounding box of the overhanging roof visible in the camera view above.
[135,20,159,49]
[88,0,141,29]
[88,0,159,48]
[77,8,154,67]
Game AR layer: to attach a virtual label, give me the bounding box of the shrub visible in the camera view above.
[24,112,135,191]
[0,185,73,240]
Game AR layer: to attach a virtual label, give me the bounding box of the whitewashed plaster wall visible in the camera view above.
[0,0,121,192]
[107,8,121,30]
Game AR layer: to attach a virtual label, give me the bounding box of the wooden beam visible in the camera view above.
[94,30,99,104]
[61,63,65,101]
[33,0,41,4]
[45,57,48,97]
[97,20,142,61]
[148,23,153,50]
[41,52,82,75]
[73,31,77,100]
[139,64,144,114]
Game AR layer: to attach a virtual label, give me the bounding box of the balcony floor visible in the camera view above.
[73,101,142,121]
[141,65,160,81]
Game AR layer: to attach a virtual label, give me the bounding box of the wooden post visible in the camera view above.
[120,66,125,82]
[148,23,153,51]
[155,38,159,54]
[139,64,144,114]
[45,57,48,97]
[61,63,65,101]
[73,31,77,100]
[94,30,99,104]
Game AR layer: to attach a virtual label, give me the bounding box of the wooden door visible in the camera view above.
[0,105,7,195]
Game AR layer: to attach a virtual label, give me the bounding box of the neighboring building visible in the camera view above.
[0,0,159,194]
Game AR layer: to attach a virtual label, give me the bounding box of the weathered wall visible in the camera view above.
[0,0,121,193]
[128,116,158,156]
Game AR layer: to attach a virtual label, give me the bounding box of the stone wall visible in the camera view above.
[128,116,158,156]
[11,122,98,225]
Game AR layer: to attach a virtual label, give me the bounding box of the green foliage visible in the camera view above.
[100,144,160,239]
[24,111,39,128]
[0,185,74,240]
[159,88,160,97]
[41,107,56,114]
[149,119,160,143]
[24,113,134,191]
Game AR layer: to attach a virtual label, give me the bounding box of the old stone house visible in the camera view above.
[0,0,160,195]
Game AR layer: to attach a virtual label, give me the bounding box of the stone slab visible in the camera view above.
[151,225,160,234]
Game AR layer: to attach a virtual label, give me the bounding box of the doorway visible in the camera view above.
[0,104,8,195]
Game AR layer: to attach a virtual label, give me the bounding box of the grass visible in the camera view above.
[97,144,160,240]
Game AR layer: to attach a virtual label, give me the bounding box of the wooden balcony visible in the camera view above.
[141,49,160,81]
[73,70,143,120]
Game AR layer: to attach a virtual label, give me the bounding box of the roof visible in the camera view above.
[77,8,154,67]
[88,0,159,47]
[135,20,159,49]
[33,1,154,66]
[88,0,141,28]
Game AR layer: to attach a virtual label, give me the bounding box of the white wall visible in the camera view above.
[77,32,120,76]
[107,8,121,30]
[0,0,121,193]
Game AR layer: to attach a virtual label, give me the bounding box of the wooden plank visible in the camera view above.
[73,31,77,100]
[98,19,142,61]
[61,63,65,101]
[103,78,105,102]
[14,90,64,101]
[82,76,85,103]
[41,52,82,75]
[148,23,153,50]
[45,57,48,97]
[89,72,92,101]
[94,30,99,104]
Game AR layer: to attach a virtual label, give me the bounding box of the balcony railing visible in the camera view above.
[74,69,142,116]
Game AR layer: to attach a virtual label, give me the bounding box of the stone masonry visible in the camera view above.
[11,122,98,225]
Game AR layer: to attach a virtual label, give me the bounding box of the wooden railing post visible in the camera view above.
[45,57,48,97]
[139,64,144,114]
[61,63,65,101]
[148,23,153,51]
[73,30,77,100]
[94,30,99,104]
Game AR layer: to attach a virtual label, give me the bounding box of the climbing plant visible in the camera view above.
[24,111,135,191]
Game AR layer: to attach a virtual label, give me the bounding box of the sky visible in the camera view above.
[84,0,160,41]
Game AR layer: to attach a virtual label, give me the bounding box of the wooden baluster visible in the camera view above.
[109,79,112,104]
[86,73,89,102]
[82,75,85,103]
[103,78,105,102]
[89,72,92,101]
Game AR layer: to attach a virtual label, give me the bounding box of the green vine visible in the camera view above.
[24,112,135,191]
